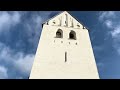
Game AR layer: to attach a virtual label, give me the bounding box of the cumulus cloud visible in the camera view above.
[0,42,13,61]
[104,20,113,29]
[0,66,8,79]
[0,11,21,32]
[0,42,35,79]
[0,43,34,78]
[0,11,59,79]
[0,11,58,52]
[14,54,34,76]
[111,25,120,38]
[24,14,42,46]
[99,11,116,21]
[99,11,120,55]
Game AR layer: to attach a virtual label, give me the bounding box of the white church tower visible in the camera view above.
[29,11,99,79]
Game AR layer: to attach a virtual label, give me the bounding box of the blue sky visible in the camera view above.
[0,11,120,79]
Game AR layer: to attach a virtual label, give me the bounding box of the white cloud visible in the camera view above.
[0,11,21,32]
[99,12,120,39]
[0,66,8,79]
[12,12,21,24]
[112,38,120,55]
[14,54,34,76]
[99,11,115,29]
[0,11,58,78]
[99,11,120,55]
[0,42,13,61]
[117,48,120,55]
[105,20,113,29]
[111,25,120,38]
[22,15,43,51]
[0,42,35,79]
[99,11,116,21]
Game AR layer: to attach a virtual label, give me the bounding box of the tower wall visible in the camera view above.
[29,24,99,79]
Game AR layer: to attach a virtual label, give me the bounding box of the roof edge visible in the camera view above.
[42,11,90,31]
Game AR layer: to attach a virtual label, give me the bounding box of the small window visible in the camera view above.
[77,24,80,27]
[56,29,63,38]
[65,52,67,62]
[53,21,55,24]
[69,30,76,40]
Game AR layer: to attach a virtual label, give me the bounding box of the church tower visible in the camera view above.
[29,11,99,79]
